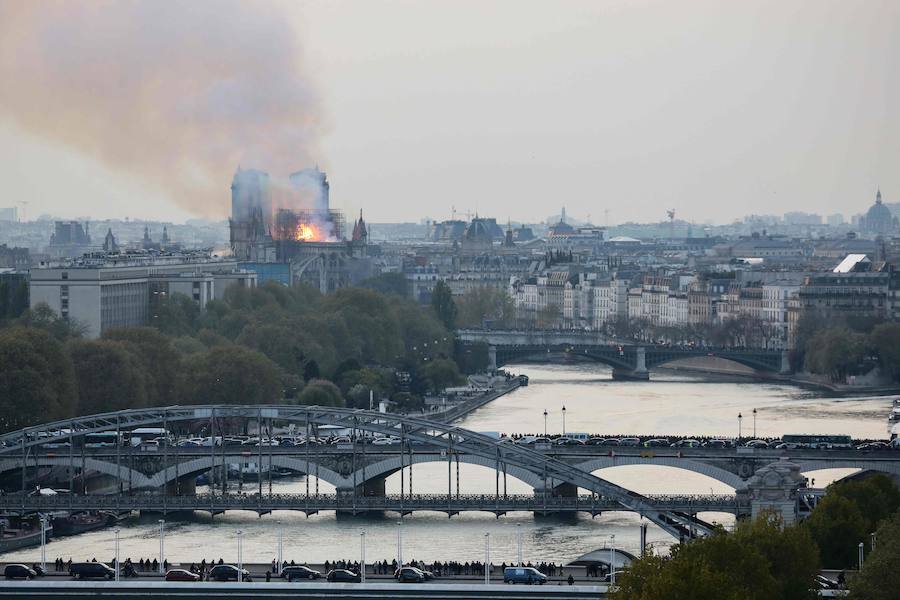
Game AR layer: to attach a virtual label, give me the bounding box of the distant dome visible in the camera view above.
[864,189,893,234]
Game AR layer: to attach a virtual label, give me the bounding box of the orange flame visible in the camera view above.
[295,222,320,241]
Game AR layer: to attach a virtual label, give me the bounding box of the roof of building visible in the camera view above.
[833,254,871,273]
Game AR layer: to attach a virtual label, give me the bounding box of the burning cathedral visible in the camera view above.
[229,166,372,292]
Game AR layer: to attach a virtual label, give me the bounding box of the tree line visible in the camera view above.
[612,474,900,599]
[0,281,471,433]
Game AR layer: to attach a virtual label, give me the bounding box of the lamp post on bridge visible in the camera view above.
[752,408,757,439]
[543,410,548,437]
[158,519,165,574]
[114,528,120,582]
[562,406,566,436]
[360,531,366,584]
[737,413,743,442]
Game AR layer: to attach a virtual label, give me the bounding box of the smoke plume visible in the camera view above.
[0,1,326,217]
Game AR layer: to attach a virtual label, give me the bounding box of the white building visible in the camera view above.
[29,254,256,338]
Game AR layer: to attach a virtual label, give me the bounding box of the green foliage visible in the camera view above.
[803,327,870,382]
[612,513,819,600]
[296,379,344,407]
[423,358,463,392]
[869,322,900,382]
[456,286,514,328]
[151,293,201,336]
[177,346,282,406]
[848,508,900,600]
[0,327,77,432]
[361,272,409,297]
[0,276,28,321]
[430,280,457,329]
[17,303,86,340]
[806,474,900,568]
[68,339,150,414]
[103,327,180,406]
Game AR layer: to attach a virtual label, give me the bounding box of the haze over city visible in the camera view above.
[1,0,898,224]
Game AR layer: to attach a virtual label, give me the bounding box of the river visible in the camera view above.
[4,363,895,566]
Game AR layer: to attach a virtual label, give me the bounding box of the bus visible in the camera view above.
[83,432,122,448]
[128,428,172,447]
[781,434,852,448]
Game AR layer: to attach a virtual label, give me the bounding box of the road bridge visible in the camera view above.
[457,329,789,380]
[0,492,748,518]
[0,406,718,539]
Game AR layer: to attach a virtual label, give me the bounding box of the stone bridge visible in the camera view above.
[457,329,790,380]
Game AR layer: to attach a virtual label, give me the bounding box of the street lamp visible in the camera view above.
[543,410,548,437]
[114,528,120,582]
[40,515,47,573]
[737,413,743,442]
[276,522,283,576]
[609,534,616,587]
[397,520,403,567]
[870,531,876,552]
[484,533,491,585]
[360,531,366,584]
[237,530,244,582]
[158,519,165,574]
[562,406,567,436]
[858,542,864,570]
[516,523,523,566]
[752,408,757,439]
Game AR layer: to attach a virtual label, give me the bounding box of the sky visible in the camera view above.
[0,0,897,225]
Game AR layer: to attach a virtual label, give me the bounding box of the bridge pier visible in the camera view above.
[612,347,649,380]
[746,460,805,526]
[355,476,387,498]
[488,346,497,372]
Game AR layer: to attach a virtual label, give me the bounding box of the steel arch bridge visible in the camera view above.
[0,405,715,539]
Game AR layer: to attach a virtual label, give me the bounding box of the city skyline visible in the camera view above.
[0,1,898,225]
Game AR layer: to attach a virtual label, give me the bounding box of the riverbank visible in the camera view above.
[657,357,900,396]
[428,379,523,424]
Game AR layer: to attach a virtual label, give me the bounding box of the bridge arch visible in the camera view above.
[0,456,152,489]
[494,345,635,371]
[575,457,747,491]
[348,454,546,491]
[794,460,900,481]
[148,455,347,490]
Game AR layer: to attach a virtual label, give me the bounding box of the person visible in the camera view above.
[837,571,846,589]
[567,574,575,586]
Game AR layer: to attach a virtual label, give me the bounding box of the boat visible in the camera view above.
[51,511,121,537]
[0,516,52,553]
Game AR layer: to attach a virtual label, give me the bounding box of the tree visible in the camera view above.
[612,513,819,600]
[431,281,457,329]
[870,322,900,382]
[69,339,150,414]
[848,508,900,600]
[296,379,344,407]
[805,495,868,568]
[423,358,463,392]
[0,327,77,431]
[178,346,282,405]
[103,327,181,406]
[361,272,409,297]
[456,286,515,328]
[151,293,201,336]
[803,328,869,382]
[17,303,86,340]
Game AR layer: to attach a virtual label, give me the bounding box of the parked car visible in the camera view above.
[815,574,839,590]
[671,439,701,448]
[69,562,116,580]
[207,564,251,582]
[326,569,361,583]
[165,569,201,582]
[642,438,670,447]
[619,437,641,446]
[282,565,321,581]
[553,437,584,446]
[703,439,732,448]
[4,564,37,580]
[372,436,399,446]
[503,566,547,585]
[856,442,889,451]
[599,438,622,446]
[743,439,769,448]
[395,566,427,583]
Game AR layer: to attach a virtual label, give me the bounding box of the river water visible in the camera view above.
[4,364,895,566]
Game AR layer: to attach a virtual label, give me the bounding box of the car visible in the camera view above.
[619,437,641,446]
[553,437,584,446]
[330,436,352,445]
[395,566,427,583]
[69,562,116,580]
[585,437,608,446]
[530,437,552,445]
[643,438,670,447]
[372,436,399,446]
[703,439,732,448]
[4,564,37,580]
[599,438,621,446]
[165,569,201,582]
[743,439,769,448]
[815,574,839,590]
[855,442,889,451]
[326,569,361,583]
[503,566,547,585]
[282,565,321,581]
[671,439,701,448]
[208,564,252,582]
